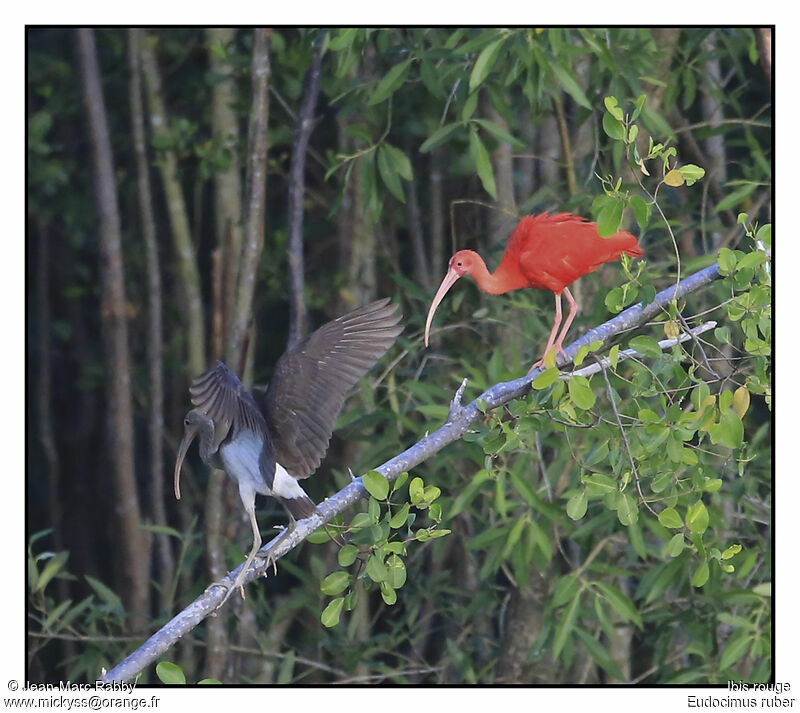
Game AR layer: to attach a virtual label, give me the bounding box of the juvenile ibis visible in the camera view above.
[424,213,643,369]
[174,299,402,605]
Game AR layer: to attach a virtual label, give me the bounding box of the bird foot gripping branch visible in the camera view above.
[174,299,402,607]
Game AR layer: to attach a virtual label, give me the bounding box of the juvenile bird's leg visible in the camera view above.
[256,515,296,573]
[529,291,564,372]
[214,499,263,608]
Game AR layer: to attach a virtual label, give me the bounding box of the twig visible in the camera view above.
[597,358,655,517]
[101,261,724,683]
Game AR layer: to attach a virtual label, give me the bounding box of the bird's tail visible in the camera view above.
[624,243,645,258]
[278,493,318,521]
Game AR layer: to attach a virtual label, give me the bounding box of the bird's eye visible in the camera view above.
[457,261,462,267]
[184,418,190,426]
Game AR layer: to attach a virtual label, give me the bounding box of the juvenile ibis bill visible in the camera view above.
[174,299,402,605]
[424,213,643,370]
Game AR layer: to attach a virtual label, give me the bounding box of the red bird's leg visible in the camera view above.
[528,291,564,372]
[552,287,578,359]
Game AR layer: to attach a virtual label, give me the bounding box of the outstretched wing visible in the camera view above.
[263,299,402,479]
[189,362,267,449]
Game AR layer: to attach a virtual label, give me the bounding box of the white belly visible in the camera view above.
[219,431,307,501]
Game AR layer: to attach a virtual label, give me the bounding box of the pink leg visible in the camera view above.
[552,286,578,359]
[528,291,563,372]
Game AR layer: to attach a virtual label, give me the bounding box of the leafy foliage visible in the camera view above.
[27,27,771,684]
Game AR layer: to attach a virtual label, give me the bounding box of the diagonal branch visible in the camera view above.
[101,261,722,683]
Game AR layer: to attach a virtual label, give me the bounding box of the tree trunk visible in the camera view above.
[700,32,728,249]
[287,41,323,347]
[429,147,446,278]
[207,28,244,346]
[128,29,174,613]
[35,218,74,663]
[76,28,150,629]
[138,30,206,378]
[228,28,271,372]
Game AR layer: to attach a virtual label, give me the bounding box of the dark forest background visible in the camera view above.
[27,27,772,684]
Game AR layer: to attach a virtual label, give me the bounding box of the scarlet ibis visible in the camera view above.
[174,299,402,605]
[424,213,643,369]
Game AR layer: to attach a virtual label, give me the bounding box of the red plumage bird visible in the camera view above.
[424,212,644,370]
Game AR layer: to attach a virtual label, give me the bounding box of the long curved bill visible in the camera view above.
[424,267,462,346]
[173,426,198,501]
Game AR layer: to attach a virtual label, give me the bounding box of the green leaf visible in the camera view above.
[550,62,591,109]
[85,575,123,611]
[595,582,643,629]
[461,91,478,122]
[420,123,460,153]
[604,287,625,314]
[715,183,757,212]
[321,571,350,595]
[43,599,72,631]
[469,128,497,199]
[629,195,651,230]
[597,199,625,238]
[582,473,617,496]
[551,574,580,608]
[679,164,705,186]
[197,679,222,685]
[720,632,753,670]
[574,626,626,680]
[566,490,588,520]
[667,533,685,557]
[33,551,69,594]
[382,143,413,180]
[602,112,626,141]
[337,544,359,567]
[376,146,406,202]
[691,561,710,588]
[629,335,663,358]
[568,375,596,410]
[686,500,709,534]
[472,118,525,148]
[632,94,646,121]
[469,38,504,92]
[156,661,186,685]
[306,529,333,544]
[392,471,409,493]
[362,470,390,500]
[616,492,639,526]
[366,553,388,582]
[321,597,344,627]
[532,367,559,390]
[603,96,624,121]
[553,589,581,659]
[409,477,424,504]
[380,581,398,605]
[367,58,413,105]
[709,409,744,449]
[390,502,411,529]
[717,247,737,275]
[658,507,684,529]
[608,344,620,368]
[722,544,742,560]
[500,517,527,560]
[386,554,407,589]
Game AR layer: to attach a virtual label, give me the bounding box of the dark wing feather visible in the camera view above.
[188,362,267,447]
[263,299,402,479]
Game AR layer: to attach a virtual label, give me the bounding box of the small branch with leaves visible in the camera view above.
[101,260,722,683]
